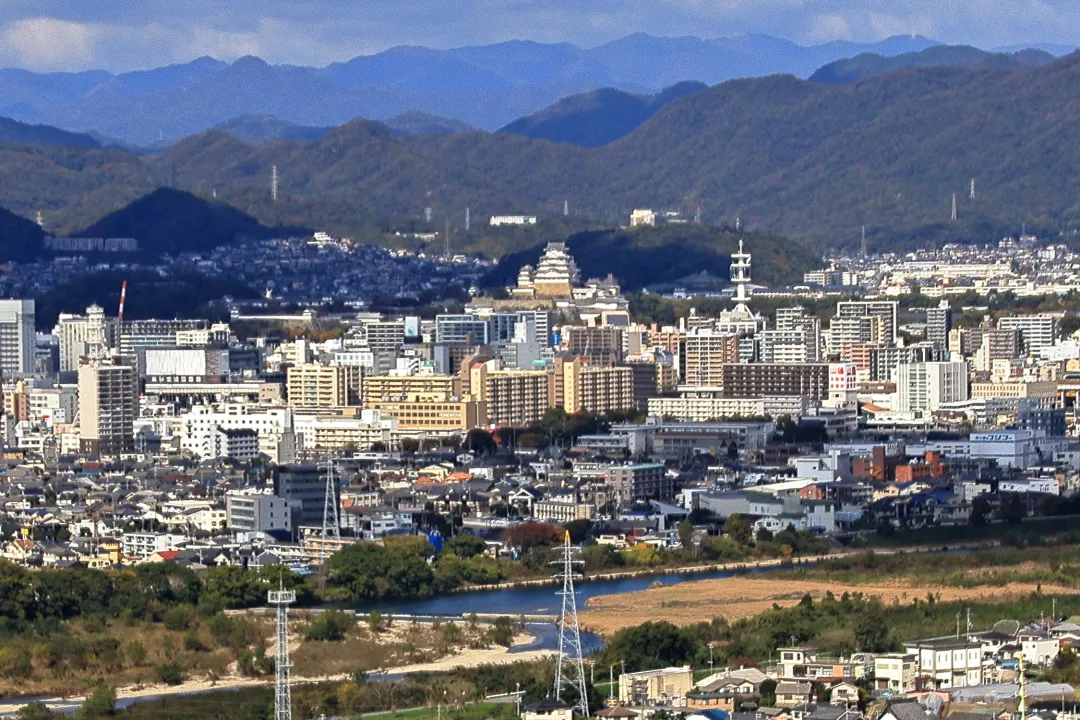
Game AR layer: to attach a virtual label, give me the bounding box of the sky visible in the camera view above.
[0,0,1077,72]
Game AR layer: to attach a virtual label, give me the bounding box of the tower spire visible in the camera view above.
[552,531,588,717]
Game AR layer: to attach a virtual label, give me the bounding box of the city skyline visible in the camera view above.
[0,1,1077,72]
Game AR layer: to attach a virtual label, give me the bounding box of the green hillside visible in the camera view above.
[0,205,45,262]
[809,45,1056,85]
[2,55,1080,250]
[483,224,817,291]
[75,187,307,255]
[499,81,706,147]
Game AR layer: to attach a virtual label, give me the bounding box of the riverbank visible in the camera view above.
[579,575,1078,635]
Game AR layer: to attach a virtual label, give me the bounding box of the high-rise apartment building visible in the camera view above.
[468,361,551,426]
[119,319,209,355]
[998,315,1059,355]
[0,299,35,375]
[563,326,624,367]
[925,301,952,356]
[835,300,899,344]
[77,356,139,455]
[561,357,634,415]
[682,329,740,386]
[286,364,362,409]
[435,314,490,345]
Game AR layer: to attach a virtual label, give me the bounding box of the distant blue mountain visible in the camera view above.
[0,33,1065,144]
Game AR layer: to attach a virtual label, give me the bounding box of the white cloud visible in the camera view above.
[806,13,853,43]
[0,16,99,70]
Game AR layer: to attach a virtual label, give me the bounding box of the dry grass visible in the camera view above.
[579,577,1080,636]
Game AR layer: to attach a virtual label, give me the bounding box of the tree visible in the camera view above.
[463,429,497,455]
[853,604,893,653]
[724,513,752,545]
[598,621,700,672]
[727,441,739,463]
[677,519,695,549]
[305,610,357,642]
[970,496,991,526]
[1001,493,1027,524]
[444,534,487,559]
[504,523,564,553]
[327,538,435,601]
[18,703,57,720]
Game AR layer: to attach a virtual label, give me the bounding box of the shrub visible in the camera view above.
[157,663,186,686]
[304,610,356,642]
[162,604,196,631]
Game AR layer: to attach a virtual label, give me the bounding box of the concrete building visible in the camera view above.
[563,326,623,367]
[619,666,693,706]
[835,300,899,344]
[119,318,209,355]
[926,301,952,355]
[0,299,35,375]
[895,361,969,414]
[435,314,490,345]
[362,374,460,404]
[54,305,117,373]
[722,363,830,402]
[905,638,982,688]
[999,314,1059,355]
[77,357,138,455]
[562,357,634,415]
[179,404,296,462]
[287,363,362,409]
[212,427,259,462]
[468,361,551,426]
[226,492,297,534]
[682,329,740,385]
[273,464,338,530]
[293,411,396,451]
[606,463,671,504]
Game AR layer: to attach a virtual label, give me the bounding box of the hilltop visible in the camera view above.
[500,81,706,147]
[74,187,308,256]
[0,205,45,263]
[0,117,101,148]
[810,45,1057,84]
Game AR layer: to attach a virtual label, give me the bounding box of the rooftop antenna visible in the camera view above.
[322,452,339,539]
[970,178,976,200]
[951,193,958,221]
[268,578,296,720]
[551,531,588,718]
[271,165,279,202]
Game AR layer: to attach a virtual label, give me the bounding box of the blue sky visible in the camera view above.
[0,0,1076,71]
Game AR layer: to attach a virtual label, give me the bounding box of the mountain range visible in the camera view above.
[4,52,1080,255]
[2,33,1074,144]
[809,45,1058,84]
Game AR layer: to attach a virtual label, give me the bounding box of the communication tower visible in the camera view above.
[465,206,470,232]
[551,532,588,717]
[861,226,867,256]
[271,165,279,202]
[970,178,976,200]
[730,239,753,315]
[951,193,958,221]
[268,581,296,720]
[564,199,569,216]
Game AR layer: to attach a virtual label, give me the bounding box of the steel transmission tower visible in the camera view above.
[268,581,296,720]
[551,531,589,717]
[322,453,340,538]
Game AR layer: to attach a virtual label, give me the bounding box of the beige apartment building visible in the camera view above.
[286,364,362,409]
[469,361,551,426]
[77,357,139,455]
[362,375,461,404]
[682,329,740,386]
[562,357,634,415]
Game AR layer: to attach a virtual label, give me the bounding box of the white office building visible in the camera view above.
[895,361,968,414]
[0,299,35,375]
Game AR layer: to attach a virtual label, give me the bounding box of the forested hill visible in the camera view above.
[0,205,45,263]
[2,53,1080,250]
[482,225,818,291]
[75,188,308,256]
[809,45,1057,84]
